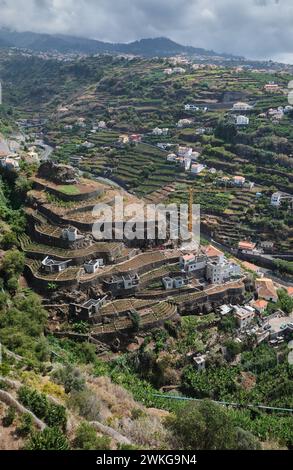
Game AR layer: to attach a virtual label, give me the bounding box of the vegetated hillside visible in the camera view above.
[0,51,293,451]
[0,29,240,58]
[1,51,291,251]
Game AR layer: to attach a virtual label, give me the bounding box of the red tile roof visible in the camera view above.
[238,241,256,251]
[251,299,268,311]
[203,245,223,258]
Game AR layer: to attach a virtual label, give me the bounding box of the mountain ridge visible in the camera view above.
[0,28,243,59]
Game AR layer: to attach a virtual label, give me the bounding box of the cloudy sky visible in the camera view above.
[0,0,292,62]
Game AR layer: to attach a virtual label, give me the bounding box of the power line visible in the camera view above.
[152,394,293,413]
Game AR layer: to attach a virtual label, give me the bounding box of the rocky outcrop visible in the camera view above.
[37,161,79,184]
[90,421,132,445]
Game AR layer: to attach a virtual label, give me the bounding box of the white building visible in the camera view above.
[193,355,206,371]
[97,121,107,129]
[233,102,253,111]
[184,104,200,111]
[0,155,20,171]
[81,141,94,149]
[233,176,246,186]
[41,257,72,274]
[264,82,279,92]
[271,191,293,208]
[166,153,177,162]
[178,146,193,158]
[184,158,191,171]
[152,127,169,136]
[62,227,83,243]
[177,119,193,128]
[162,276,187,290]
[84,259,104,274]
[284,105,293,113]
[173,67,186,74]
[180,254,207,274]
[164,67,185,74]
[191,163,205,174]
[206,260,241,284]
[233,305,255,329]
[236,115,249,126]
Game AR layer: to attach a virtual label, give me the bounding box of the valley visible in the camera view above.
[0,46,293,451]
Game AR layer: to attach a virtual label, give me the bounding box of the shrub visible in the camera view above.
[3,406,16,427]
[25,427,70,450]
[17,413,33,437]
[74,422,111,450]
[69,388,100,421]
[52,365,85,393]
[45,403,67,429]
[234,427,261,450]
[17,386,67,429]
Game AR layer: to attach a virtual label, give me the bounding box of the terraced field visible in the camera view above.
[91,300,177,336]
[19,233,122,260]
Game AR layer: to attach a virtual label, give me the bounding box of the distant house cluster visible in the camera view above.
[264,82,280,93]
[152,127,169,136]
[179,245,241,284]
[184,104,208,112]
[117,134,142,146]
[0,142,20,171]
[232,102,253,111]
[163,67,186,75]
[217,175,254,189]
[271,191,293,209]
[166,145,205,174]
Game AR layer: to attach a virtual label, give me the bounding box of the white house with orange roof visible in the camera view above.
[264,82,279,92]
[238,240,257,253]
[233,175,246,186]
[204,245,241,284]
[191,163,205,175]
[179,245,241,283]
[179,253,206,273]
[203,245,224,263]
[234,305,255,329]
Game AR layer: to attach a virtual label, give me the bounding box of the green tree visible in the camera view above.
[0,231,19,250]
[1,249,25,278]
[166,400,258,450]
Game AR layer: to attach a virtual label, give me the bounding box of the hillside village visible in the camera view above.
[0,48,293,451]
